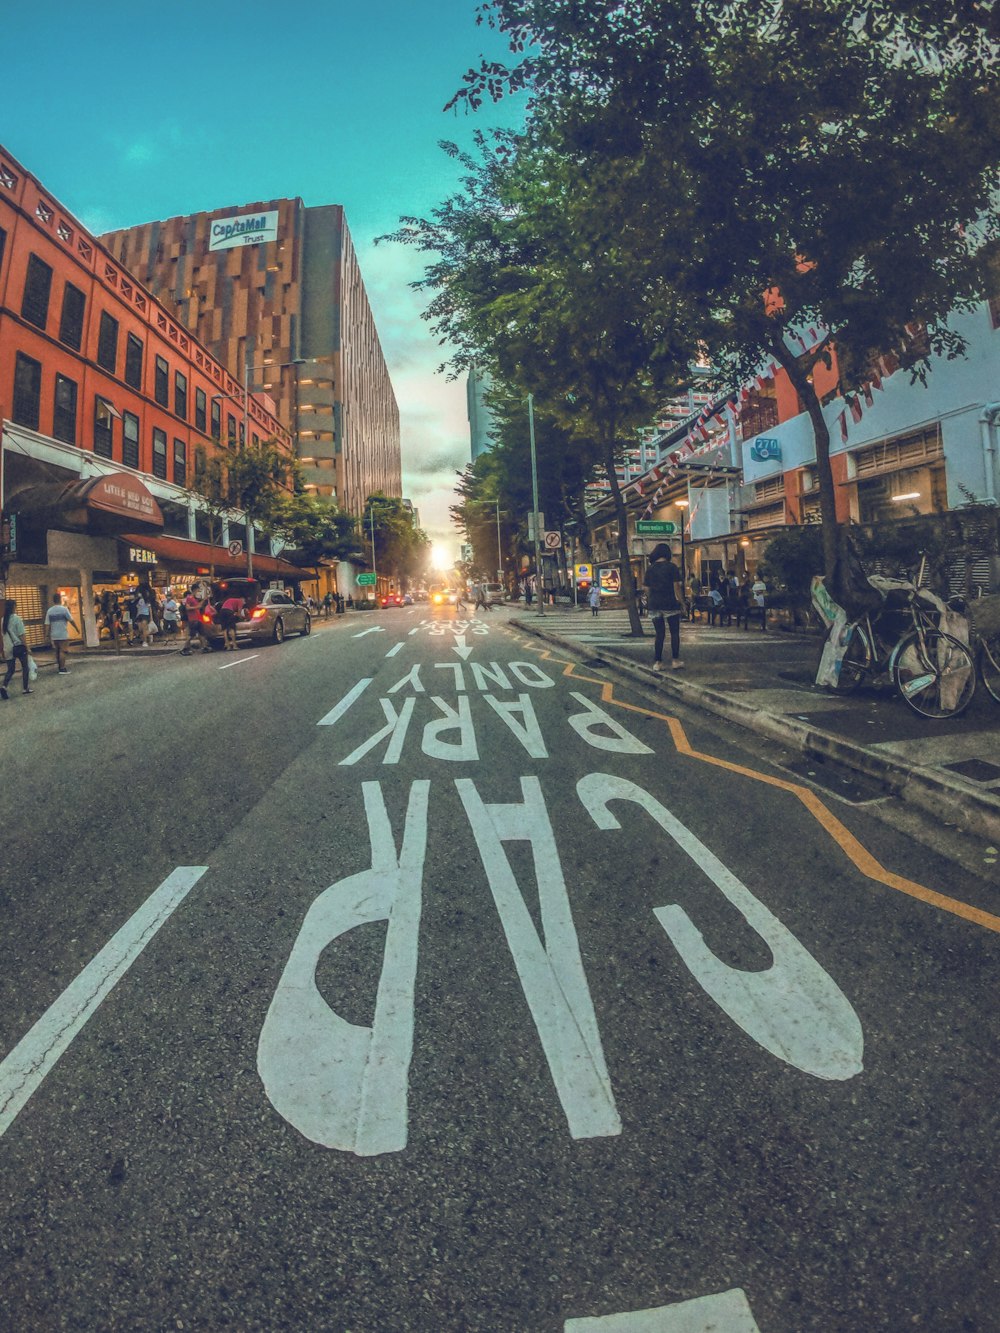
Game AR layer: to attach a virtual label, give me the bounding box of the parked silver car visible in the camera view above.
[204,580,311,648]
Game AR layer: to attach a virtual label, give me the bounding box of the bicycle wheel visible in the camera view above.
[980,634,1000,705]
[836,623,869,692]
[893,630,977,719]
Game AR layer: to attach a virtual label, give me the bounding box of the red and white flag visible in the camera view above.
[837,410,848,442]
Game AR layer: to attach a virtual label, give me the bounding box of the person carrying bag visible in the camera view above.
[2,598,33,697]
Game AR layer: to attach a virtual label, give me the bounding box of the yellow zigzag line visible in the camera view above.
[510,634,1000,934]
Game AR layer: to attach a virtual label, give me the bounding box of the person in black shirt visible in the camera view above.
[643,543,684,671]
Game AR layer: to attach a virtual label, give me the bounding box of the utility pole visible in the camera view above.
[527,393,544,617]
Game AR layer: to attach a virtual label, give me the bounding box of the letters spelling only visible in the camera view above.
[257,772,863,1158]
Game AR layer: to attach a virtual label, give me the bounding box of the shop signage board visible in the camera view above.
[636,520,676,535]
[750,436,781,462]
[357,573,377,586]
[599,566,621,594]
[209,209,280,252]
[127,546,157,565]
[574,563,592,580]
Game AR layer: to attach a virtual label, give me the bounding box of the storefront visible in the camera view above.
[2,466,164,647]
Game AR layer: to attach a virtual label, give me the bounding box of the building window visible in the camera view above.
[58,283,86,350]
[227,414,237,447]
[174,370,187,420]
[53,374,78,444]
[173,438,187,487]
[21,253,53,330]
[94,397,115,458]
[740,392,780,442]
[123,411,140,469]
[124,333,144,390]
[12,352,42,430]
[154,355,169,407]
[97,312,119,373]
[211,397,221,441]
[195,387,207,433]
[152,427,168,479]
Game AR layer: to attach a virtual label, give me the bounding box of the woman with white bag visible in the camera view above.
[1,598,32,698]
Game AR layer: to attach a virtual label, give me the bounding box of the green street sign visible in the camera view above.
[636,520,676,535]
[357,572,377,586]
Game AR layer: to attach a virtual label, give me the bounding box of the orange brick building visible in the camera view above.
[101,199,401,516]
[0,143,299,648]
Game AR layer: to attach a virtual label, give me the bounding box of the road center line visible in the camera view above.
[0,866,208,1140]
[219,654,260,670]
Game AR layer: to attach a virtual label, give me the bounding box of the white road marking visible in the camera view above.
[353,626,386,638]
[456,776,621,1140]
[483,694,548,758]
[579,774,864,1080]
[452,634,473,660]
[219,653,260,670]
[317,677,372,726]
[565,1288,761,1331]
[423,696,479,761]
[0,866,208,1139]
[340,698,416,765]
[385,642,404,658]
[568,692,653,754]
[258,782,429,1155]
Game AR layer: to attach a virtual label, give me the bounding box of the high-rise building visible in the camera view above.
[101,200,401,516]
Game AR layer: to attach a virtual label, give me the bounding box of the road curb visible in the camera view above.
[511,616,1000,844]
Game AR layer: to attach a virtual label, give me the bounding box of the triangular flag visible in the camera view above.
[838,409,848,442]
[848,395,863,424]
[862,383,874,408]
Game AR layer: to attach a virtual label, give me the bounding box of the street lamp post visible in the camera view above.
[675,498,689,615]
[527,393,544,617]
[368,500,378,599]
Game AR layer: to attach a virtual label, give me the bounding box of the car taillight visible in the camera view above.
[251,607,267,620]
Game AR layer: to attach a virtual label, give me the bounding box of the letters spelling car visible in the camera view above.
[202,579,311,648]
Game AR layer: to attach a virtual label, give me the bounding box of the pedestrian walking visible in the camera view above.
[644,543,684,671]
[473,582,492,612]
[588,583,601,616]
[323,592,334,619]
[133,590,152,646]
[162,592,181,635]
[2,599,32,697]
[525,577,534,607]
[44,592,78,673]
[455,585,468,611]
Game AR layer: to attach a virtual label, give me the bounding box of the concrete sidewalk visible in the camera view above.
[510,606,1000,844]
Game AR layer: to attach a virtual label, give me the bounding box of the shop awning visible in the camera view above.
[7,472,163,535]
[119,532,308,580]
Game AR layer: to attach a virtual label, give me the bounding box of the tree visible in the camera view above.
[269,493,359,579]
[364,493,431,587]
[186,453,235,578]
[384,131,703,633]
[226,438,297,578]
[448,2,1000,580]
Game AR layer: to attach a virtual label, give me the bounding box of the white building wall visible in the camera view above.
[740,303,1000,502]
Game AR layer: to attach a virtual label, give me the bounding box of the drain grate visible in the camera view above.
[941,758,1000,784]
[583,658,609,669]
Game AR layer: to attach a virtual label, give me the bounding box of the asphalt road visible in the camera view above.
[1,606,997,1332]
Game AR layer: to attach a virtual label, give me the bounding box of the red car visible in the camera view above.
[380,593,404,608]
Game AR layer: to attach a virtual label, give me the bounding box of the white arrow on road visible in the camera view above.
[353,626,386,639]
[452,634,473,660]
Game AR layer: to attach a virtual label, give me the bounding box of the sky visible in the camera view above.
[3,0,526,554]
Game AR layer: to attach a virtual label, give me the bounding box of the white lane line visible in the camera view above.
[565,1288,761,1331]
[317,677,372,726]
[353,626,386,638]
[0,866,208,1140]
[219,654,260,670]
[385,643,404,658]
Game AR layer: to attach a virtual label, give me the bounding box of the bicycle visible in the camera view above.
[819,569,977,720]
[964,592,1000,705]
